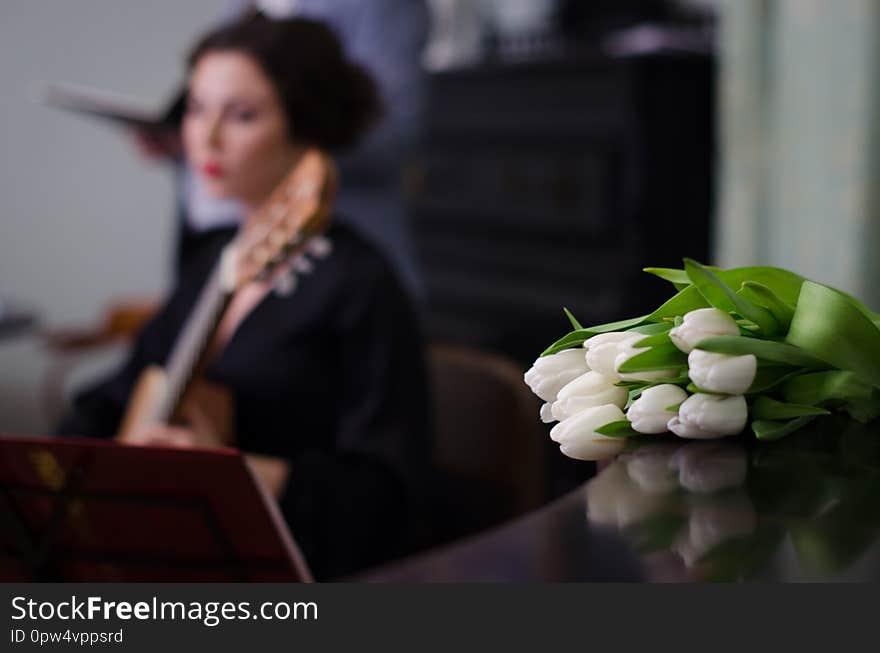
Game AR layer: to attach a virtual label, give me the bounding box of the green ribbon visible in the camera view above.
[786,281,880,389]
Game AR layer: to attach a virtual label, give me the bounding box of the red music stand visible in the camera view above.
[0,434,311,582]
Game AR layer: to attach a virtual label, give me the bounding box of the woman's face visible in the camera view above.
[183,50,299,208]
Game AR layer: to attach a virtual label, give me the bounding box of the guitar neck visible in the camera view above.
[138,149,336,427]
[154,256,234,424]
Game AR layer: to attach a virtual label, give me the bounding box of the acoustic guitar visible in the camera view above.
[116,148,337,443]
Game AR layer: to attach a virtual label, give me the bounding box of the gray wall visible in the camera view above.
[0,0,225,433]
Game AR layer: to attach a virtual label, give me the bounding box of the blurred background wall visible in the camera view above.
[0,0,224,433]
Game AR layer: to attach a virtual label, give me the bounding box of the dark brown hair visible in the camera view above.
[187,12,382,151]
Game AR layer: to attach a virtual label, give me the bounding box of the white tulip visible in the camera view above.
[585,331,675,382]
[688,350,756,395]
[550,371,628,421]
[583,332,633,379]
[667,394,748,439]
[669,308,740,354]
[524,349,589,402]
[550,404,627,460]
[627,384,689,434]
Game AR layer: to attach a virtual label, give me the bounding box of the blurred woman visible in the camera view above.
[57,12,430,579]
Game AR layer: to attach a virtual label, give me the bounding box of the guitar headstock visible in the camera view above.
[231,148,337,291]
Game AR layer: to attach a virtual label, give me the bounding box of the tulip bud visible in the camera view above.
[550,371,628,421]
[524,349,589,402]
[627,384,689,434]
[669,308,740,354]
[667,393,748,439]
[687,350,756,395]
[585,332,675,382]
[549,404,627,460]
[583,332,633,379]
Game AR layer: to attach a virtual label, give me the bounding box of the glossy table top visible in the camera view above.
[362,416,880,582]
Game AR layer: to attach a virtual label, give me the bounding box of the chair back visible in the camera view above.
[426,343,545,541]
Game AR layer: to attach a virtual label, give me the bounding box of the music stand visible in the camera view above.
[0,434,312,582]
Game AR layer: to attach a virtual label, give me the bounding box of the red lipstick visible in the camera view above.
[202,162,224,178]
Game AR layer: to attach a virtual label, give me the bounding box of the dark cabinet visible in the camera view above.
[412,53,714,364]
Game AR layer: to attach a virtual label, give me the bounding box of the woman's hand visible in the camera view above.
[125,399,227,449]
[125,423,202,448]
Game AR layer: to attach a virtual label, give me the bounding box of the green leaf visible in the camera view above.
[626,322,672,336]
[747,366,800,394]
[541,331,590,356]
[595,420,640,437]
[645,285,709,322]
[695,336,830,369]
[738,281,796,330]
[685,382,726,396]
[838,289,880,325]
[781,370,873,405]
[715,266,805,305]
[633,332,672,348]
[616,342,688,373]
[751,416,817,441]
[785,281,880,388]
[563,307,583,330]
[643,264,806,317]
[642,267,692,291]
[624,377,690,408]
[541,315,649,356]
[625,388,642,410]
[750,397,831,420]
[577,315,650,334]
[665,402,683,412]
[684,259,781,336]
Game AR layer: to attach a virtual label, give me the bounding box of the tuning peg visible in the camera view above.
[273,269,298,296]
[307,236,333,259]
[284,232,304,249]
[292,255,314,275]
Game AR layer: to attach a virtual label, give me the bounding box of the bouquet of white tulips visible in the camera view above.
[525,259,880,460]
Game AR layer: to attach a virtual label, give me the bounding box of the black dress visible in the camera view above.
[57,221,431,579]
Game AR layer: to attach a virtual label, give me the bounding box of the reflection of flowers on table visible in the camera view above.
[586,442,754,575]
[585,421,880,580]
